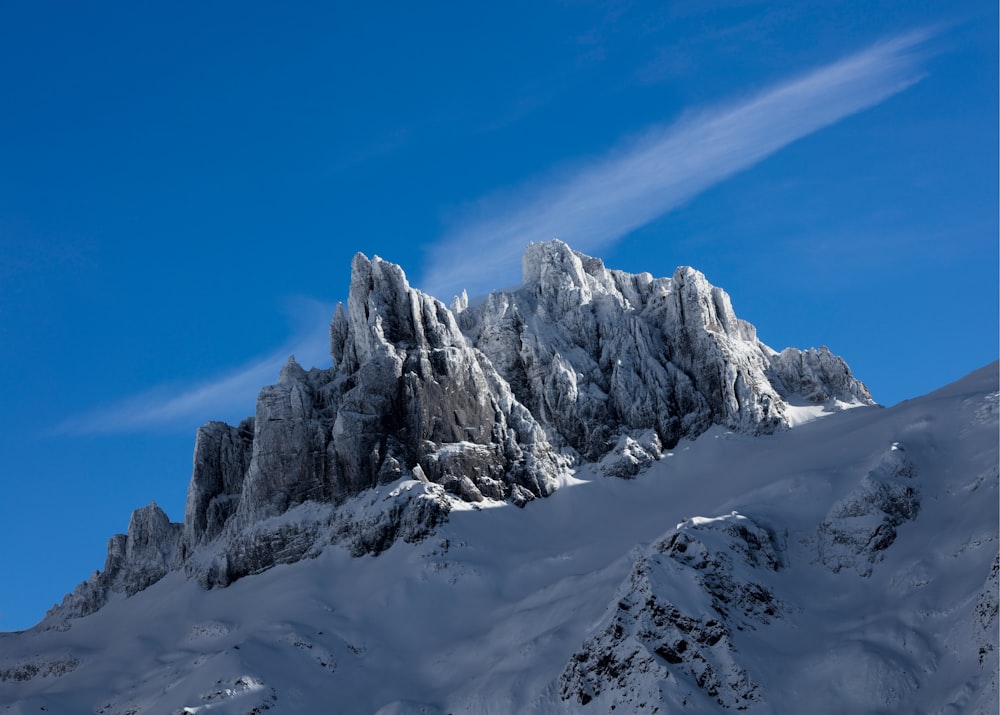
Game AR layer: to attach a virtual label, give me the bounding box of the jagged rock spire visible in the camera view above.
[462,239,871,459]
[50,240,873,616]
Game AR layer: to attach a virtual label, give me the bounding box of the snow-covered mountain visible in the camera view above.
[1,242,996,714]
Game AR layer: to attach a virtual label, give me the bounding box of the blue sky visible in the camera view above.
[0,1,995,631]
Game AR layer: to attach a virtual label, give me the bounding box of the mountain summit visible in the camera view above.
[49,241,872,614]
[5,243,992,715]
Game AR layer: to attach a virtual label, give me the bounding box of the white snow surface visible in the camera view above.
[781,396,867,427]
[1,364,997,714]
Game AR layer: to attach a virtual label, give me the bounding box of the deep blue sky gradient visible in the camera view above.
[1,1,996,630]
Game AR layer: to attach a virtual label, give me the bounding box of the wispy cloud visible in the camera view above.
[58,297,335,435]
[57,32,933,435]
[420,31,932,300]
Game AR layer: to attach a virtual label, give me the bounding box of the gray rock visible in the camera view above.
[461,240,872,460]
[181,418,254,554]
[329,252,566,503]
[0,654,79,682]
[560,512,782,710]
[49,241,874,619]
[768,345,874,405]
[817,442,920,576]
[597,429,663,479]
[47,502,181,621]
[236,357,335,524]
[179,252,567,587]
[186,478,452,588]
[975,555,999,696]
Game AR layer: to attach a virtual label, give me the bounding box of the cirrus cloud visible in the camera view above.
[420,31,933,300]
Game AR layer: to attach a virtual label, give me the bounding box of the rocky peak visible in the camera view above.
[278,355,308,385]
[669,265,756,342]
[520,239,653,314]
[463,240,872,459]
[48,502,181,621]
[336,252,467,371]
[47,240,874,621]
[173,249,567,588]
[123,502,179,571]
[768,345,873,405]
[329,251,564,499]
[522,239,599,310]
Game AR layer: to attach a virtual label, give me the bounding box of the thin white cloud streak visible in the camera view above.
[58,33,931,435]
[420,31,932,300]
[58,299,335,436]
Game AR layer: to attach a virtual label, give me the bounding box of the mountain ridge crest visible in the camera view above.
[47,240,873,620]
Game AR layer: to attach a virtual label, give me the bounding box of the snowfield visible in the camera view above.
[1,363,996,714]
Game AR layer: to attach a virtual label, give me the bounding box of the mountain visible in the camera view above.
[1,242,996,714]
[49,240,874,611]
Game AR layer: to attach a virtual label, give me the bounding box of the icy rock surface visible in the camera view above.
[460,240,872,460]
[179,252,565,587]
[185,479,452,588]
[328,253,564,506]
[560,512,783,711]
[817,442,920,576]
[767,345,874,405]
[597,429,663,479]
[49,502,181,620]
[47,241,873,618]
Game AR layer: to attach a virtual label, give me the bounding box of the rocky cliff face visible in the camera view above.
[817,442,920,576]
[48,240,873,621]
[177,251,568,588]
[459,240,871,459]
[559,512,784,711]
[49,503,181,620]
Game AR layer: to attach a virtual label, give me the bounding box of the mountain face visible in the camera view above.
[47,240,873,614]
[459,241,870,460]
[5,242,995,714]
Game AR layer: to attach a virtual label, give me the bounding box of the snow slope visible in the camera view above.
[2,363,996,714]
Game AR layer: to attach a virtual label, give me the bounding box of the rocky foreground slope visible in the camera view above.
[1,363,995,714]
[46,240,872,617]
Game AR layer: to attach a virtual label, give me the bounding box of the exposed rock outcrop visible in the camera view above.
[180,253,567,587]
[459,240,872,460]
[181,418,254,554]
[560,512,783,710]
[49,502,181,620]
[597,429,663,479]
[767,345,874,405]
[817,442,920,576]
[49,241,873,620]
[976,555,999,667]
[185,478,452,588]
